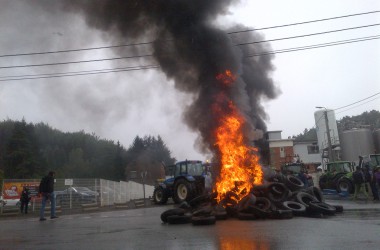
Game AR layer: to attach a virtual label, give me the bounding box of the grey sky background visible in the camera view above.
[0,0,379,161]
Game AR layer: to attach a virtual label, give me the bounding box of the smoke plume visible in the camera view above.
[63,0,279,161]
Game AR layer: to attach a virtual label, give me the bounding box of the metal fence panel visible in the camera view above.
[1,178,154,211]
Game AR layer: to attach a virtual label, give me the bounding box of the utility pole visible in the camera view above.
[323,110,334,162]
[316,107,334,163]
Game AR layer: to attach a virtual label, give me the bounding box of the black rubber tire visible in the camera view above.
[237,193,257,212]
[167,214,192,224]
[153,187,168,205]
[295,192,318,208]
[161,208,186,223]
[237,212,256,220]
[173,179,194,204]
[188,194,210,208]
[285,175,305,191]
[308,201,336,216]
[271,209,294,219]
[245,205,271,219]
[192,205,213,217]
[333,205,344,213]
[191,216,216,225]
[253,197,271,211]
[214,211,228,220]
[304,186,325,202]
[281,201,306,216]
[178,201,192,210]
[266,183,290,203]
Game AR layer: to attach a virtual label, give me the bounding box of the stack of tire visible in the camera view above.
[160,174,343,225]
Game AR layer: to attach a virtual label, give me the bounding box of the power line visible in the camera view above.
[0,65,159,79]
[335,96,380,115]
[0,65,159,82]
[1,34,378,81]
[0,54,154,69]
[245,35,380,57]
[1,30,379,70]
[334,92,380,111]
[0,10,379,58]
[228,10,380,34]
[235,23,380,46]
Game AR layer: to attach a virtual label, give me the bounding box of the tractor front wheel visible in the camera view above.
[173,179,194,204]
[153,187,168,204]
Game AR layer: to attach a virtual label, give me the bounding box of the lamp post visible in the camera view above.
[316,106,334,162]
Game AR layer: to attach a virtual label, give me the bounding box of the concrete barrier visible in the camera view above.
[113,202,129,209]
[81,203,99,212]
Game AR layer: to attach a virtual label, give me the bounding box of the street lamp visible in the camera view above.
[316,106,334,162]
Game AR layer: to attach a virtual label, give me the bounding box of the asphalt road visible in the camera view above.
[1,198,380,250]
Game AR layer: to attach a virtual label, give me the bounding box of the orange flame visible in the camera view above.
[213,70,263,203]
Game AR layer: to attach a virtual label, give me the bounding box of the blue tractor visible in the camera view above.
[153,160,210,204]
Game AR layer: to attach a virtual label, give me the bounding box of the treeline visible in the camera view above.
[0,119,175,185]
[293,110,380,141]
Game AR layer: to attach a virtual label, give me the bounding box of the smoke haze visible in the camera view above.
[63,0,279,158]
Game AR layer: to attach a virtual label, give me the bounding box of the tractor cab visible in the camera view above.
[361,154,380,170]
[153,160,207,205]
[325,161,353,175]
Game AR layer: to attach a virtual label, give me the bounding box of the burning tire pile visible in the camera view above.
[160,175,343,225]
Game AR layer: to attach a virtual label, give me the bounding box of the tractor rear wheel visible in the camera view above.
[153,187,168,204]
[173,179,194,204]
[337,178,354,194]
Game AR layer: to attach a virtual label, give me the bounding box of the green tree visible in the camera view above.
[4,120,45,178]
[125,135,175,185]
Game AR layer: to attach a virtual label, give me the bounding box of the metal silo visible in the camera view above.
[314,109,340,152]
[374,129,380,153]
[341,128,375,162]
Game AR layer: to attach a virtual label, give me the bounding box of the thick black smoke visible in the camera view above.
[63,0,279,161]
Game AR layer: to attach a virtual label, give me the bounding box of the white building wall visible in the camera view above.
[293,143,321,164]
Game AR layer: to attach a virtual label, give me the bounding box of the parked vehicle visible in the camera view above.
[319,161,355,193]
[281,163,314,187]
[153,160,210,204]
[362,154,380,170]
[1,198,20,207]
[55,187,98,205]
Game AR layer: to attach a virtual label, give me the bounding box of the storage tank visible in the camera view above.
[374,129,380,153]
[314,109,340,152]
[340,128,375,162]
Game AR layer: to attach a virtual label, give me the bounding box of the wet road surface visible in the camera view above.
[1,201,380,250]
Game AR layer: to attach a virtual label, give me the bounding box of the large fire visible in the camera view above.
[213,70,263,204]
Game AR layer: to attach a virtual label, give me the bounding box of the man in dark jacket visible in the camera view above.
[364,165,379,201]
[39,171,58,221]
[353,166,369,200]
[20,186,31,214]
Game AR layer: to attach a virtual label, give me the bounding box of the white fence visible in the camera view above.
[99,179,154,206]
[1,178,154,210]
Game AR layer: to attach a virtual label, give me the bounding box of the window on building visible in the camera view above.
[307,145,319,154]
[280,147,285,158]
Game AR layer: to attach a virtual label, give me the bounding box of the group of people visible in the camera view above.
[352,165,380,201]
[18,171,58,221]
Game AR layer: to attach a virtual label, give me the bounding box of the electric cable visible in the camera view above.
[0,10,379,58]
[0,34,378,81]
[245,35,380,57]
[235,23,380,46]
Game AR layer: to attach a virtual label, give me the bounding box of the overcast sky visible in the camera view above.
[0,0,379,161]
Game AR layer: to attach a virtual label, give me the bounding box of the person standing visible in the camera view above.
[375,167,380,191]
[352,166,369,200]
[364,165,379,201]
[39,171,58,221]
[20,187,31,214]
